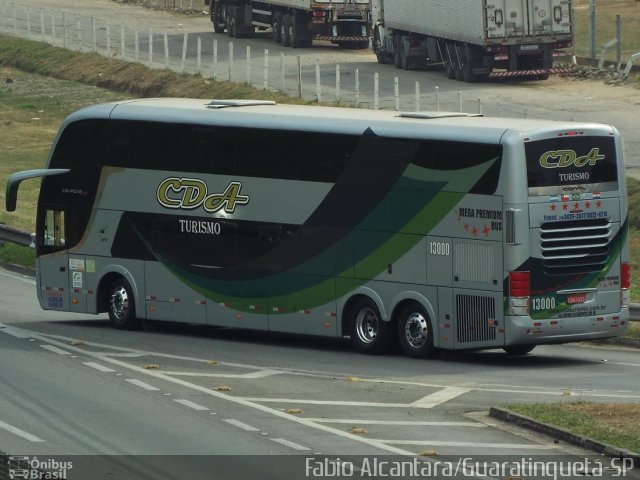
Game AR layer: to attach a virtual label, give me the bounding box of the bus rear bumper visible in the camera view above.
[504,309,630,346]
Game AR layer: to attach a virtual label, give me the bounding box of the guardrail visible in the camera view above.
[0,224,638,321]
[0,224,34,247]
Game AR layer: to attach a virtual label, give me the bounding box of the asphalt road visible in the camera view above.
[1,266,639,479]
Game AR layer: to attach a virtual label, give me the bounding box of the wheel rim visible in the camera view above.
[111,286,129,321]
[403,312,428,349]
[355,307,379,344]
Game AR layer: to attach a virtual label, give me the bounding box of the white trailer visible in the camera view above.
[204,0,370,48]
[372,0,574,81]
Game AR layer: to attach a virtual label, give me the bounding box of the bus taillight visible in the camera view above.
[509,271,530,315]
[621,262,631,307]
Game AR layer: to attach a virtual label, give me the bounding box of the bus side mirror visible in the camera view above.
[5,169,70,212]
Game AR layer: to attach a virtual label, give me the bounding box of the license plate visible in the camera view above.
[519,45,539,51]
[567,293,587,305]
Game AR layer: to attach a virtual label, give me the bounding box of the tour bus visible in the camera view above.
[5,99,630,358]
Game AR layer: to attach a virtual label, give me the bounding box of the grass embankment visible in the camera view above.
[508,403,640,454]
[0,29,639,458]
[573,0,640,62]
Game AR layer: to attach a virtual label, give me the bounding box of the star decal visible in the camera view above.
[573,202,581,210]
[550,203,557,212]
[584,201,591,209]
[472,226,478,237]
[483,225,490,236]
[596,200,602,208]
[464,223,470,231]
[562,203,569,210]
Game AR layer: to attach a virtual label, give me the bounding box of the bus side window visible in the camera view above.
[44,210,66,247]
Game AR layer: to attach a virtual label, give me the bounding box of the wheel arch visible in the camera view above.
[339,287,387,337]
[389,292,440,347]
[96,265,144,317]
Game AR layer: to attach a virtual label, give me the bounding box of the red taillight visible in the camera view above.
[621,262,631,289]
[510,271,530,297]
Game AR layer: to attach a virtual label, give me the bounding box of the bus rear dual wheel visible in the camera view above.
[349,299,437,358]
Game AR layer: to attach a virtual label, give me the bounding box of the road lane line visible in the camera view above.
[40,345,71,355]
[14,329,517,458]
[271,438,311,451]
[174,399,209,411]
[305,419,486,427]
[161,369,282,379]
[374,439,554,449]
[238,398,409,408]
[410,387,471,408]
[82,362,116,373]
[223,419,260,432]
[125,378,160,391]
[0,326,30,338]
[0,420,45,442]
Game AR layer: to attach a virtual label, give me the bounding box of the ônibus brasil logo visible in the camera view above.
[539,148,605,169]
[157,178,249,214]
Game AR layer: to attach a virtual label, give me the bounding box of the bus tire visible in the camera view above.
[108,277,140,330]
[272,11,283,43]
[503,345,535,356]
[349,298,393,355]
[281,14,292,47]
[397,303,438,359]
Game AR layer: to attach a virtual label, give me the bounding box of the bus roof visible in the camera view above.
[67,98,615,144]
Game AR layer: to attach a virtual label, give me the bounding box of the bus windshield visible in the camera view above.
[525,136,618,196]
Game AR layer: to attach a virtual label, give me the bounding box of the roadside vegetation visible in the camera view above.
[508,402,640,454]
[1,22,639,457]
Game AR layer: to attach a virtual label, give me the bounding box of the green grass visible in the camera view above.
[0,242,35,269]
[573,0,640,63]
[507,402,640,454]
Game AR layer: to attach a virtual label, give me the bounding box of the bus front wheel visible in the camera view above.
[108,278,140,330]
[349,298,393,354]
[397,303,438,359]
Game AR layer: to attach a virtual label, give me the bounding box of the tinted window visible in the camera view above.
[526,136,618,194]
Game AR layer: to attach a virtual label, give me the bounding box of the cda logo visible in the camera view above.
[539,147,605,169]
[157,178,249,214]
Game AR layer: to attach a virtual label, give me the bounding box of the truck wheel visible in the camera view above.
[444,43,455,79]
[226,7,237,38]
[397,303,438,359]
[272,11,282,43]
[290,12,307,48]
[349,298,394,355]
[393,36,403,68]
[281,14,291,47]
[108,277,140,330]
[211,2,225,33]
[461,45,478,83]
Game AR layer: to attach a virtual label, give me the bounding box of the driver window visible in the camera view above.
[44,210,66,247]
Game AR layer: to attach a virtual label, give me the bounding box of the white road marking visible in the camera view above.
[125,379,160,391]
[174,399,209,411]
[23,328,638,461]
[161,369,282,379]
[223,419,260,432]
[83,362,116,373]
[238,398,409,408]
[606,361,640,368]
[40,344,71,355]
[0,326,30,338]
[410,386,471,408]
[101,352,147,358]
[271,438,311,451]
[305,419,486,427]
[374,439,554,449]
[0,420,45,442]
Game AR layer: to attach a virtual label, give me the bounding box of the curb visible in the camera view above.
[489,407,640,463]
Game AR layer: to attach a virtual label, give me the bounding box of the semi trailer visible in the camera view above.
[204,0,370,48]
[372,0,574,81]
